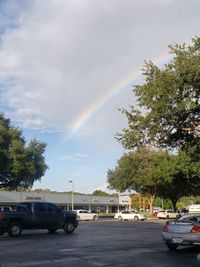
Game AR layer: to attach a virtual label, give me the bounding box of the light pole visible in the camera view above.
[69,180,74,210]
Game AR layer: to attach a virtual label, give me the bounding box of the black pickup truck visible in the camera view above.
[0,202,78,237]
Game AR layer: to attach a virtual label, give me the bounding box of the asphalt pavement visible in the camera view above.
[1,219,200,267]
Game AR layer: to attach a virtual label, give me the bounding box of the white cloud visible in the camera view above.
[0,0,200,141]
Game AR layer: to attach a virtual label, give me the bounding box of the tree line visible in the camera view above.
[107,37,200,211]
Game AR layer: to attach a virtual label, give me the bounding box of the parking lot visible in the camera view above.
[1,219,200,267]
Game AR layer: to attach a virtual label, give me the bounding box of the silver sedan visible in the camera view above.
[162,213,200,250]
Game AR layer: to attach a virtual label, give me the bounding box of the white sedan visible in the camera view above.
[74,210,98,221]
[157,210,178,219]
[114,211,146,221]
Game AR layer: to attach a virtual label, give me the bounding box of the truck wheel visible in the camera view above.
[8,222,22,237]
[47,228,58,234]
[63,222,75,234]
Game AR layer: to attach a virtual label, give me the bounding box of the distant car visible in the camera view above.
[74,210,98,221]
[0,206,12,212]
[114,211,146,221]
[157,210,178,219]
[162,214,200,250]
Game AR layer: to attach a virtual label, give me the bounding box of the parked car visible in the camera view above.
[0,202,78,237]
[162,213,200,250]
[157,210,178,219]
[0,206,12,212]
[74,210,98,221]
[114,210,146,221]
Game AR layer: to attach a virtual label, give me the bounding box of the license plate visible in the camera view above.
[172,238,183,244]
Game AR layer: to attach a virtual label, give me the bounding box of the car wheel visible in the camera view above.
[77,216,80,220]
[63,221,75,234]
[93,215,98,221]
[118,216,123,221]
[166,242,178,251]
[134,216,139,221]
[166,215,169,219]
[8,222,22,237]
[47,227,58,234]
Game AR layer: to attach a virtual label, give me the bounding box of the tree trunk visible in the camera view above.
[147,194,155,213]
[171,198,178,212]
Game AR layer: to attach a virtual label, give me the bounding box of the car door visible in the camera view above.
[34,202,49,228]
[46,203,63,227]
[83,210,91,220]
[121,211,129,220]
[17,202,34,228]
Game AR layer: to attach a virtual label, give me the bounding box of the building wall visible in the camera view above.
[0,191,131,213]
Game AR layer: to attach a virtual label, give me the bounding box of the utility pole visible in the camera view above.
[69,180,74,210]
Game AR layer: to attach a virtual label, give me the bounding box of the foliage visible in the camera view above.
[117,37,200,152]
[112,37,200,210]
[107,147,173,212]
[0,114,48,190]
[91,190,111,196]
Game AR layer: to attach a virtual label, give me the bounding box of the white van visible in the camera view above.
[188,204,200,213]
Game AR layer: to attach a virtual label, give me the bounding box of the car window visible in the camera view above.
[17,203,32,211]
[35,203,46,212]
[46,203,58,213]
[3,207,10,212]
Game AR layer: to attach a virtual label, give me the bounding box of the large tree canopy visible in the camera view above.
[108,38,200,211]
[0,114,48,190]
[107,147,173,212]
[107,147,200,211]
[117,37,200,151]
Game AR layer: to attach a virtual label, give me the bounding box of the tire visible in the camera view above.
[118,216,123,221]
[93,215,98,221]
[8,222,22,237]
[134,216,139,221]
[166,242,178,251]
[77,216,80,220]
[166,215,169,219]
[47,227,58,234]
[63,221,75,234]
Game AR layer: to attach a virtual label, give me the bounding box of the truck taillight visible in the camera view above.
[162,225,169,232]
[190,226,200,233]
[0,212,3,221]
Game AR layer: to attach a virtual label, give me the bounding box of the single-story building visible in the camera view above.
[0,191,131,213]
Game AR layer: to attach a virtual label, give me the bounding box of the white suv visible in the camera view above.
[74,210,98,221]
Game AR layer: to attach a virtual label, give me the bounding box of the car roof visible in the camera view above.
[178,213,200,220]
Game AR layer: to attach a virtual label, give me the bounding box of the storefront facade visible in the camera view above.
[0,191,131,213]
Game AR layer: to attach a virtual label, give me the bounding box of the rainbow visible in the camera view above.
[70,52,170,135]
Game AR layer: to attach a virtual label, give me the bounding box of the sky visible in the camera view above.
[0,0,200,193]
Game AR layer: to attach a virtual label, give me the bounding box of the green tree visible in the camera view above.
[117,37,200,151]
[115,37,200,208]
[107,147,172,212]
[0,113,48,190]
[108,147,200,211]
[91,190,110,196]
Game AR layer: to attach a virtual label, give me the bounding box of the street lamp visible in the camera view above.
[69,180,74,210]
